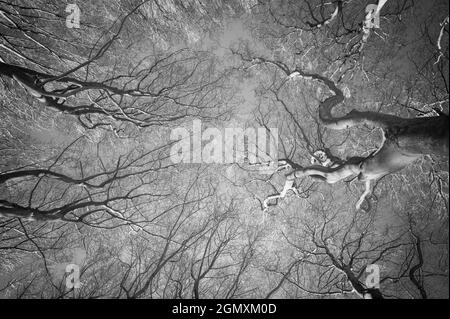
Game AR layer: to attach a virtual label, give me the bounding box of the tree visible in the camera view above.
[230,0,448,212]
[0,0,448,300]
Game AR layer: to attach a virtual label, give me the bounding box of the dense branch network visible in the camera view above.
[234,54,448,211]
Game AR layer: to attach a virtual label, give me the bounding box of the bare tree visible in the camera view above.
[0,0,448,300]
[231,1,449,211]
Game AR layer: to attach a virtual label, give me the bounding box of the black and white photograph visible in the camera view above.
[0,0,448,306]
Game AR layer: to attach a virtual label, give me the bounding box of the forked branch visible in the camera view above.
[259,63,448,211]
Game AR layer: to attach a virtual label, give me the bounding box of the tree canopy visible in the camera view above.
[0,0,448,299]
